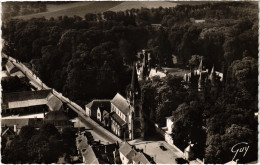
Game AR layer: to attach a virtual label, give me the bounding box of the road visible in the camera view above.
[4,54,122,144]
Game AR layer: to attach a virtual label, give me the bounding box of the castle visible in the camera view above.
[183,58,223,101]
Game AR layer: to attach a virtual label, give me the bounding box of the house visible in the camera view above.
[76,132,120,164]
[1,118,43,134]
[118,141,152,164]
[44,110,72,131]
[85,100,110,121]
[119,142,136,164]
[2,90,63,114]
[76,134,100,164]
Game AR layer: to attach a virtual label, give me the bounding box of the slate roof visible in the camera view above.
[6,61,17,73]
[1,119,29,128]
[82,145,99,164]
[2,90,63,111]
[111,112,126,126]
[86,100,111,113]
[10,71,25,78]
[132,152,150,164]
[77,135,88,151]
[1,118,42,129]
[119,142,132,156]
[2,90,51,104]
[126,149,137,163]
[111,93,130,115]
[44,111,69,121]
[46,94,63,111]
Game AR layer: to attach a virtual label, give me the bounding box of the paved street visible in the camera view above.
[4,54,122,144]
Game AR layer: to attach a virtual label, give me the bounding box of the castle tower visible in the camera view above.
[140,50,151,80]
[209,65,218,100]
[128,63,145,140]
[198,58,203,72]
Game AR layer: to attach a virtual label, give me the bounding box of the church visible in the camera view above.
[110,64,145,140]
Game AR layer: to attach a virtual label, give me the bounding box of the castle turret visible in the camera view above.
[209,65,218,101]
[209,65,216,86]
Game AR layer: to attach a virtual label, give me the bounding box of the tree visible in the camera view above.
[39,123,59,138]
[188,55,204,69]
[20,125,37,140]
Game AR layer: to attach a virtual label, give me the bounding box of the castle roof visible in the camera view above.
[198,58,203,71]
[111,93,130,115]
[209,65,216,85]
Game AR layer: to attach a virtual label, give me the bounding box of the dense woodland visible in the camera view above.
[2,124,76,163]
[2,2,258,163]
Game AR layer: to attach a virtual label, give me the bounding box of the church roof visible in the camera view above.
[111,93,130,115]
[111,112,126,126]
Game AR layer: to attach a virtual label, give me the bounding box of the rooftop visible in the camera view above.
[111,112,126,126]
[44,111,69,121]
[111,93,130,116]
[119,141,133,156]
[2,90,63,111]
[86,100,111,113]
[132,152,150,164]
